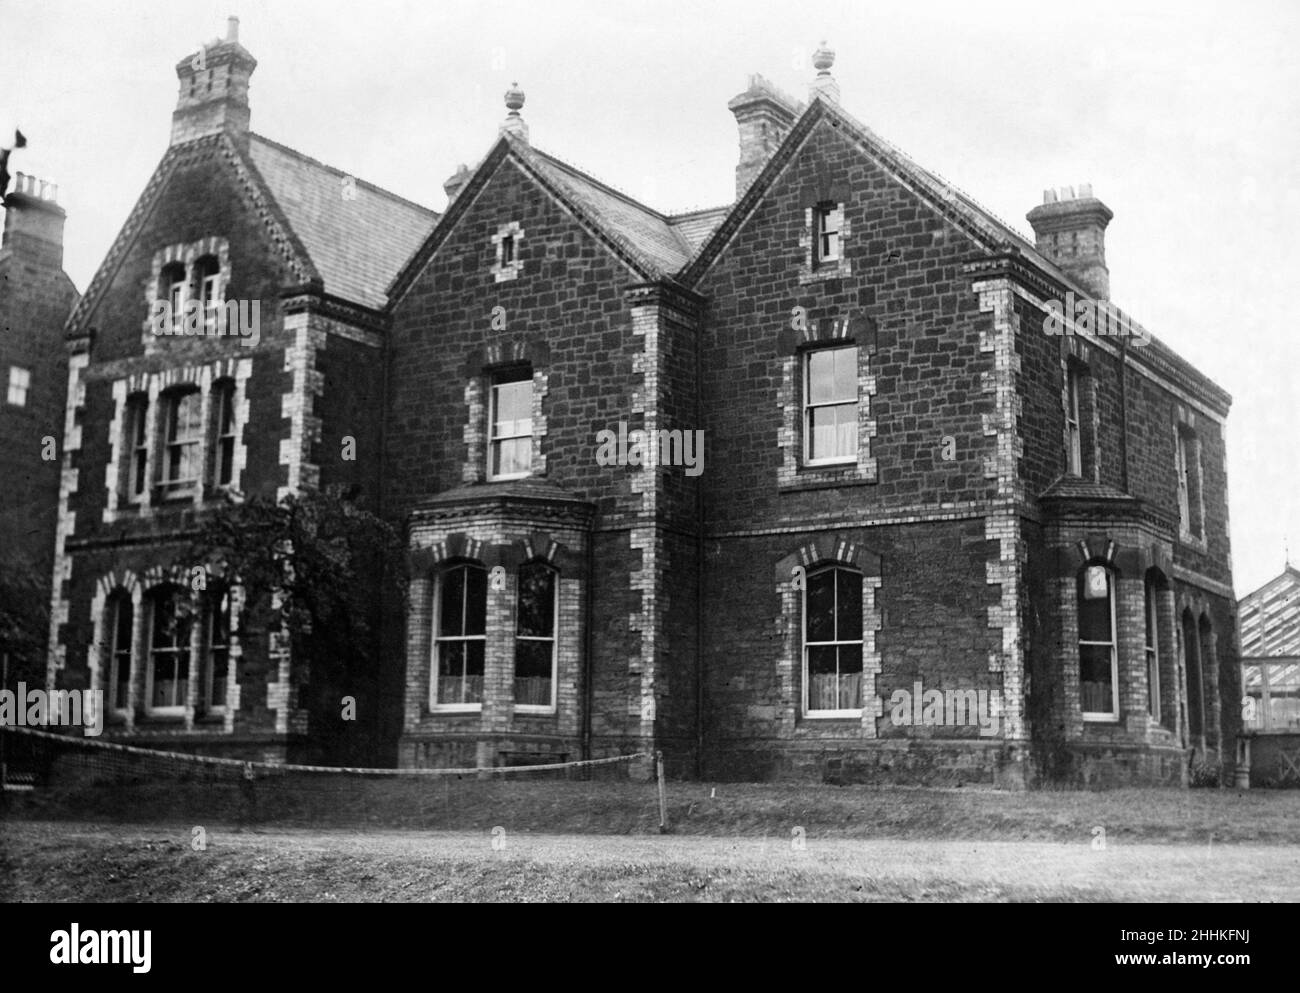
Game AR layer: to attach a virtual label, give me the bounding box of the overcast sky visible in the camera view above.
[4,0,1297,596]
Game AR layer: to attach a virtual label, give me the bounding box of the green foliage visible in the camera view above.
[1189,758,1222,788]
[185,486,405,757]
[0,557,50,688]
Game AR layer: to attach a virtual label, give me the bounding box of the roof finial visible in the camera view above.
[501,81,528,143]
[810,41,840,103]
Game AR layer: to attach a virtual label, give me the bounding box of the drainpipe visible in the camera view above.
[1119,335,1131,492]
[582,520,594,763]
[694,309,705,781]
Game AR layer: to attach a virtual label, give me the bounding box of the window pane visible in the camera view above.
[514,639,552,680]
[832,347,857,401]
[517,565,555,637]
[807,645,838,710]
[493,436,531,476]
[1079,644,1114,712]
[1078,572,1112,643]
[438,569,465,637]
[463,566,487,636]
[437,642,466,704]
[494,379,532,434]
[836,570,863,640]
[834,403,858,458]
[837,645,863,708]
[807,350,836,404]
[805,570,836,643]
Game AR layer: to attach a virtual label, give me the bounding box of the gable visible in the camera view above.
[65,133,314,342]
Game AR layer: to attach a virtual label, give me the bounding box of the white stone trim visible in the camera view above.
[277,316,326,501]
[490,221,525,282]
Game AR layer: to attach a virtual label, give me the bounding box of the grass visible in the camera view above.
[5,780,1298,901]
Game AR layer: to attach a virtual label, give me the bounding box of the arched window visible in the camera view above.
[105,591,134,713]
[1078,564,1118,720]
[432,563,487,709]
[803,565,863,715]
[146,585,192,714]
[514,562,557,711]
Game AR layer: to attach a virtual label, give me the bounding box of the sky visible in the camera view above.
[3,0,1297,596]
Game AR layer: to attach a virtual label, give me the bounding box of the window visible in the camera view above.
[803,346,858,464]
[489,368,533,480]
[1078,565,1118,719]
[514,563,557,711]
[147,587,191,713]
[1176,427,1203,540]
[195,255,221,327]
[202,587,230,713]
[160,262,186,332]
[1066,366,1083,475]
[803,566,864,715]
[1144,575,1161,722]
[1243,662,1300,732]
[159,388,202,498]
[107,592,133,713]
[814,203,842,265]
[500,234,515,267]
[126,394,150,502]
[433,564,487,709]
[6,366,30,406]
[213,380,237,487]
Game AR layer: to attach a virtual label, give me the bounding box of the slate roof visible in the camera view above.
[519,145,698,278]
[247,134,438,310]
[668,206,732,253]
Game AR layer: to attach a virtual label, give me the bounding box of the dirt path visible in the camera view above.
[4,821,1299,901]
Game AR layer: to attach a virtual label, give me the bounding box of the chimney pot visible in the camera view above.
[1027,185,1114,299]
[227,16,239,43]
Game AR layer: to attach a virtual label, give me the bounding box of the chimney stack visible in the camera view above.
[1026,185,1114,299]
[2,172,67,268]
[727,74,799,199]
[170,17,258,146]
[500,83,528,143]
[443,163,471,206]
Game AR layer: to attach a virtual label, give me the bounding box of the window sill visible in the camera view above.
[1081,713,1120,723]
[486,472,531,483]
[514,706,557,716]
[803,711,864,720]
[428,705,483,716]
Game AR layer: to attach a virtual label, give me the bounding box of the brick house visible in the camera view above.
[385,47,1237,785]
[46,19,436,761]
[1,172,78,685]
[48,26,1238,784]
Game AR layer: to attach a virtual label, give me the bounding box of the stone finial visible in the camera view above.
[501,82,529,142]
[810,41,840,103]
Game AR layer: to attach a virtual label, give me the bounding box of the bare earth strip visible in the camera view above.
[3,821,1299,902]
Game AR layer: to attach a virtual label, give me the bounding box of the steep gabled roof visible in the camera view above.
[682,94,1231,413]
[668,205,731,253]
[246,135,437,310]
[65,131,437,335]
[389,134,706,304]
